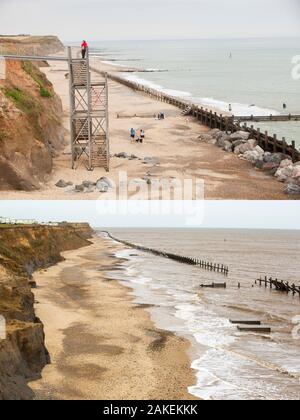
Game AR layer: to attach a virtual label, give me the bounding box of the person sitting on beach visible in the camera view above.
[81,40,88,59]
[130,128,136,142]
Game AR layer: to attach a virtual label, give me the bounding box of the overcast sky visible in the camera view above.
[0,201,299,229]
[1,0,300,41]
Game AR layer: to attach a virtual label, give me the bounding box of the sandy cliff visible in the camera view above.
[0,36,65,190]
[0,35,64,56]
[0,223,93,400]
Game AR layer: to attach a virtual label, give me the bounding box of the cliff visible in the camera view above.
[0,36,65,191]
[0,35,64,56]
[0,223,94,400]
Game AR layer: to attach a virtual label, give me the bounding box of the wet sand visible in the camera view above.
[0,58,289,200]
[29,236,197,400]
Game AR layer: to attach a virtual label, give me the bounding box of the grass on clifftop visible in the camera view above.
[3,86,42,120]
[22,61,53,98]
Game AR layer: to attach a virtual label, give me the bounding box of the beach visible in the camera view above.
[29,235,197,400]
[0,57,290,200]
[105,228,300,400]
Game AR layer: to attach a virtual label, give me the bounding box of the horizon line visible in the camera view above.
[64,35,300,43]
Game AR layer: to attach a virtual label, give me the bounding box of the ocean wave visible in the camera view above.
[121,73,280,117]
[102,60,129,68]
[122,73,192,98]
[143,69,168,73]
[192,96,280,117]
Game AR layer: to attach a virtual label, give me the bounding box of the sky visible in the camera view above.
[0,0,300,41]
[0,201,299,229]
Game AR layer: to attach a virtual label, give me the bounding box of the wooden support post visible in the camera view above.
[282,137,286,155]
[256,127,261,147]
[264,131,269,150]
[291,141,296,162]
[273,134,277,153]
[214,112,217,128]
[220,115,223,131]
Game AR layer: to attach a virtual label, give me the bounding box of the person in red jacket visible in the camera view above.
[81,40,88,59]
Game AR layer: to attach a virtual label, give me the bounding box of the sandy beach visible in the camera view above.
[0,58,289,200]
[29,235,197,400]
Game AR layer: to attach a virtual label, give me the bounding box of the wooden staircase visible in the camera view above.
[68,48,109,171]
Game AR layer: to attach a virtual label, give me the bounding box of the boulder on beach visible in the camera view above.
[230,131,250,141]
[255,160,265,169]
[279,159,294,169]
[96,177,114,189]
[96,182,109,193]
[232,139,246,149]
[216,137,226,148]
[82,180,95,189]
[291,165,300,179]
[263,152,272,162]
[214,131,225,141]
[242,150,263,164]
[115,152,128,159]
[262,162,280,175]
[234,139,257,155]
[284,181,300,195]
[75,184,85,192]
[217,134,231,148]
[268,153,292,165]
[209,129,221,138]
[275,165,294,182]
[55,179,73,188]
[254,145,265,156]
[223,140,233,152]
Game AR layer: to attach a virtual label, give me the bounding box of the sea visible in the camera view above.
[87,38,300,147]
[100,228,300,400]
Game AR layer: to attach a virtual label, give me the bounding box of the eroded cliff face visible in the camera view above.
[0,224,93,400]
[0,35,64,56]
[0,36,65,191]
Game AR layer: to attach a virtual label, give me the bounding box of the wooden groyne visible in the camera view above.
[235,114,300,123]
[92,67,300,163]
[256,276,300,297]
[104,232,229,276]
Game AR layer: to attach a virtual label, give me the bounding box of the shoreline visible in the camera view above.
[0,53,294,200]
[29,235,198,400]
[91,59,299,163]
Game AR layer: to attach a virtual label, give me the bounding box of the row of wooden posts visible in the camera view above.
[99,70,300,163]
[256,276,300,296]
[104,232,229,276]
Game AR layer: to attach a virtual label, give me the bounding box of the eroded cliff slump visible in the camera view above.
[0,36,65,191]
[0,223,93,400]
